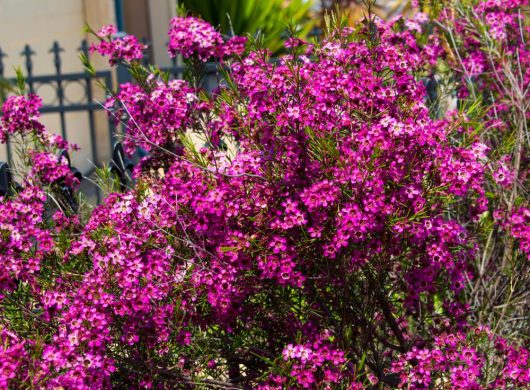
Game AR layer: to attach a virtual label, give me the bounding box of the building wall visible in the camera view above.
[0,0,115,76]
[122,0,176,67]
[146,0,177,68]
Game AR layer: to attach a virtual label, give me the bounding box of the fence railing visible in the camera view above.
[0,142,133,213]
[0,41,119,169]
[0,39,197,201]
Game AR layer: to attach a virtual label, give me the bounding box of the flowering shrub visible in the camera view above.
[0,2,529,389]
[435,0,530,342]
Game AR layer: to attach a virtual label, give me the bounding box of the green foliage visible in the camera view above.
[14,67,26,94]
[0,79,13,104]
[178,0,316,55]
[93,164,128,197]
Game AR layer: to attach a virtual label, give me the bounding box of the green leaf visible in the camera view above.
[219,246,238,252]
[14,67,26,94]
[79,53,96,78]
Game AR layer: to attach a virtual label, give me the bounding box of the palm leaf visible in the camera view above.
[178,0,315,55]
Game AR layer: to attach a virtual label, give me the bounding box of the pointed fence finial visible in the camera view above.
[20,44,35,78]
[50,41,64,75]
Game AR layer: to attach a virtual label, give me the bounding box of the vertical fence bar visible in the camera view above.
[50,41,67,140]
[165,40,182,79]
[79,40,100,202]
[103,73,117,149]
[0,47,13,165]
[141,38,151,67]
[0,47,5,78]
[21,45,35,93]
[170,56,178,79]
[79,41,98,165]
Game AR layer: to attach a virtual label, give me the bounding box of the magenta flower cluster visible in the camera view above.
[105,78,196,153]
[168,16,223,61]
[392,327,530,389]
[0,186,51,294]
[0,4,529,389]
[168,16,246,61]
[90,25,145,65]
[277,331,349,388]
[0,94,44,142]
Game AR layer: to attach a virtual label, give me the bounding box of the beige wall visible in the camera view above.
[0,0,116,173]
[0,0,116,74]
[147,0,176,68]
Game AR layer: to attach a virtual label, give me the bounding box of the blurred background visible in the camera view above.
[0,0,412,196]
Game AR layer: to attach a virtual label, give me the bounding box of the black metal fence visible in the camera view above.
[0,41,119,168]
[0,39,196,201]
